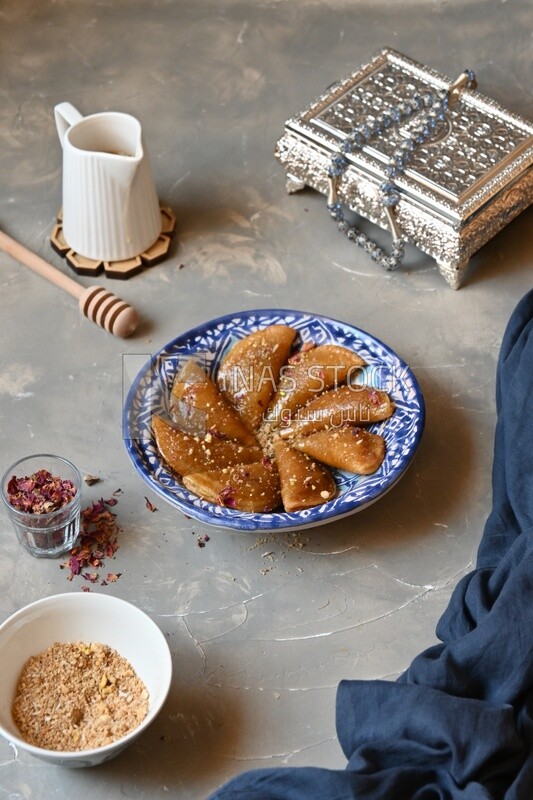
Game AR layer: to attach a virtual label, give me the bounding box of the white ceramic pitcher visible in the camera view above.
[54,102,161,262]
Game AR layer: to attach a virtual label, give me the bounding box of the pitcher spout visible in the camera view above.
[106,147,142,187]
[104,113,145,186]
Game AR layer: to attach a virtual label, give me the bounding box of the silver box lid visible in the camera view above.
[284,48,533,225]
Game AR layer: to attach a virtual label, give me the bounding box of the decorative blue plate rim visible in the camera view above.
[122,308,425,531]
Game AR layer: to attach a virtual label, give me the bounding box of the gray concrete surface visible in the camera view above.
[0,1,531,798]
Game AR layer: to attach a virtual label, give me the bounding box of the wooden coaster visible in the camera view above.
[50,206,176,279]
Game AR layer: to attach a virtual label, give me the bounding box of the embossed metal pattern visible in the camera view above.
[314,59,531,205]
[275,48,533,287]
[123,310,425,532]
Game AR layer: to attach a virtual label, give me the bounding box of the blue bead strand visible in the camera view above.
[326,71,474,272]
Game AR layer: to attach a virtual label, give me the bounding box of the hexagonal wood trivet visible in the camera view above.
[50,206,176,279]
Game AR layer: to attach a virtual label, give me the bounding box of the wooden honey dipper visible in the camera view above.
[0,229,139,338]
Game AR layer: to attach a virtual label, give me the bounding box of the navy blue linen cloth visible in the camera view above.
[209,289,533,800]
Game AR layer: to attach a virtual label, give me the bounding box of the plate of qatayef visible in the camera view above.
[123,309,424,531]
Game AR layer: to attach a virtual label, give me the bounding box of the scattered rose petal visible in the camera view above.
[69,556,81,576]
[62,498,120,584]
[104,497,118,506]
[83,499,106,519]
[106,572,122,583]
[218,485,235,508]
[83,474,100,486]
[145,497,157,512]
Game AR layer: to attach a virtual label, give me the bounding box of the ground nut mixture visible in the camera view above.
[12,642,149,751]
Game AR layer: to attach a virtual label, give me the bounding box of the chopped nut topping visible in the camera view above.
[12,642,149,752]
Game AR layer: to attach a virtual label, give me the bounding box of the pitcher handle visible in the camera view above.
[54,102,84,147]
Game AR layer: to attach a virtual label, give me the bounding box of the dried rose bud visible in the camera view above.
[7,470,77,514]
[218,485,236,508]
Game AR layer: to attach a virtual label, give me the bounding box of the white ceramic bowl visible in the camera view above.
[0,592,172,767]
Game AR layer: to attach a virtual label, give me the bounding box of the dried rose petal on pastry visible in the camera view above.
[217,325,296,432]
[279,385,393,439]
[183,460,281,513]
[291,425,386,475]
[152,415,261,477]
[273,437,336,512]
[267,344,366,425]
[170,358,258,446]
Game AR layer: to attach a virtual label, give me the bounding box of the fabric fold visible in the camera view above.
[336,681,522,785]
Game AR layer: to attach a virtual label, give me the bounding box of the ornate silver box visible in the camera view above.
[275,48,533,288]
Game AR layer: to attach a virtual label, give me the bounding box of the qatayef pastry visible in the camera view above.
[217,325,296,432]
[279,385,394,439]
[183,460,282,513]
[151,325,394,513]
[266,344,366,424]
[291,425,386,475]
[170,358,258,446]
[273,438,336,512]
[152,415,261,477]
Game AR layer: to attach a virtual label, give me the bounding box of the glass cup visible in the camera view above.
[1,455,82,558]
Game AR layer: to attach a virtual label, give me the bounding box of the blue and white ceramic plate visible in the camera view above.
[123,309,425,531]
